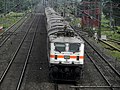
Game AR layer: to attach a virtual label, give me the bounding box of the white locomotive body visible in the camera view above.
[45,7,84,81]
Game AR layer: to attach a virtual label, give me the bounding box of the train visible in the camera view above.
[45,7,85,81]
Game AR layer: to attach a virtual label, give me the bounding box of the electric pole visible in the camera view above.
[75,0,77,16]
[63,0,66,17]
[98,0,102,39]
[109,0,113,31]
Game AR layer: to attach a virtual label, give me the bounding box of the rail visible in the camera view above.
[70,85,120,88]
[0,13,28,36]
[0,16,36,84]
[0,14,29,47]
[16,15,40,90]
[100,40,120,52]
[108,39,120,45]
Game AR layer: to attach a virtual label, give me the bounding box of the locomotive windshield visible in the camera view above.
[55,43,65,52]
[69,43,80,52]
[54,43,80,52]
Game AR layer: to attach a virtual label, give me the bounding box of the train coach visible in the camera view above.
[45,7,84,81]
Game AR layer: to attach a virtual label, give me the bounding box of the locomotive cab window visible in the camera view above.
[69,43,80,52]
[55,43,65,52]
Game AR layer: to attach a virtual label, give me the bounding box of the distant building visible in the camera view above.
[80,1,100,28]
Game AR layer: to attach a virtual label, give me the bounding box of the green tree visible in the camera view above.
[0,0,41,14]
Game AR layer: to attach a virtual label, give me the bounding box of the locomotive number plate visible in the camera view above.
[64,55,70,59]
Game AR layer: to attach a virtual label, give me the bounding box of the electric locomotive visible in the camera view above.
[45,7,84,81]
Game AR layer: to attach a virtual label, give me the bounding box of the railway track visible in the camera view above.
[72,28,120,90]
[84,39,120,89]
[0,14,34,78]
[0,14,29,47]
[99,40,120,52]
[54,82,78,90]
[15,4,49,90]
[85,52,120,90]
[0,14,40,90]
[70,52,120,90]
[16,15,41,90]
[0,14,36,77]
[107,38,120,45]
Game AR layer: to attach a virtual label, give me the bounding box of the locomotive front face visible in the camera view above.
[49,37,84,81]
[50,42,84,65]
[49,37,84,65]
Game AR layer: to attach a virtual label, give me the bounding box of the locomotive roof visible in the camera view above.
[48,27,64,35]
[47,16,63,21]
[48,20,63,25]
[45,7,56,14]
[47,25,73,36]
[45,7,84,43]
[47,18,64,22]
[48,22,64,28]
[47,17,62,22]
[50,36,84,43]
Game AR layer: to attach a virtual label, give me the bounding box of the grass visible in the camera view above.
[101,14,120,40]
[100,42,120,60]
[99,15,120,60]
[0,12,25,31]
[101,17,109,28]
[69,15,81,26]
[108,41,120,49]
[109,51,120,60]
[101,29,120,40]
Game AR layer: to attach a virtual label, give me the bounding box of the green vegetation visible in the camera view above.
[101,14,120,40]
[101,31,120,40]
[99,11,119,39]
[0,0,41,33]
[100,42,120,60]
[0,0,40,14]
[99,13,120,60]
[109,51,120,60]
[70,16,80,26]
[0,12,25,30]
[101,15,109,28]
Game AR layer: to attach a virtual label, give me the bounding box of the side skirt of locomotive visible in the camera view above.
[49,64,83,82]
